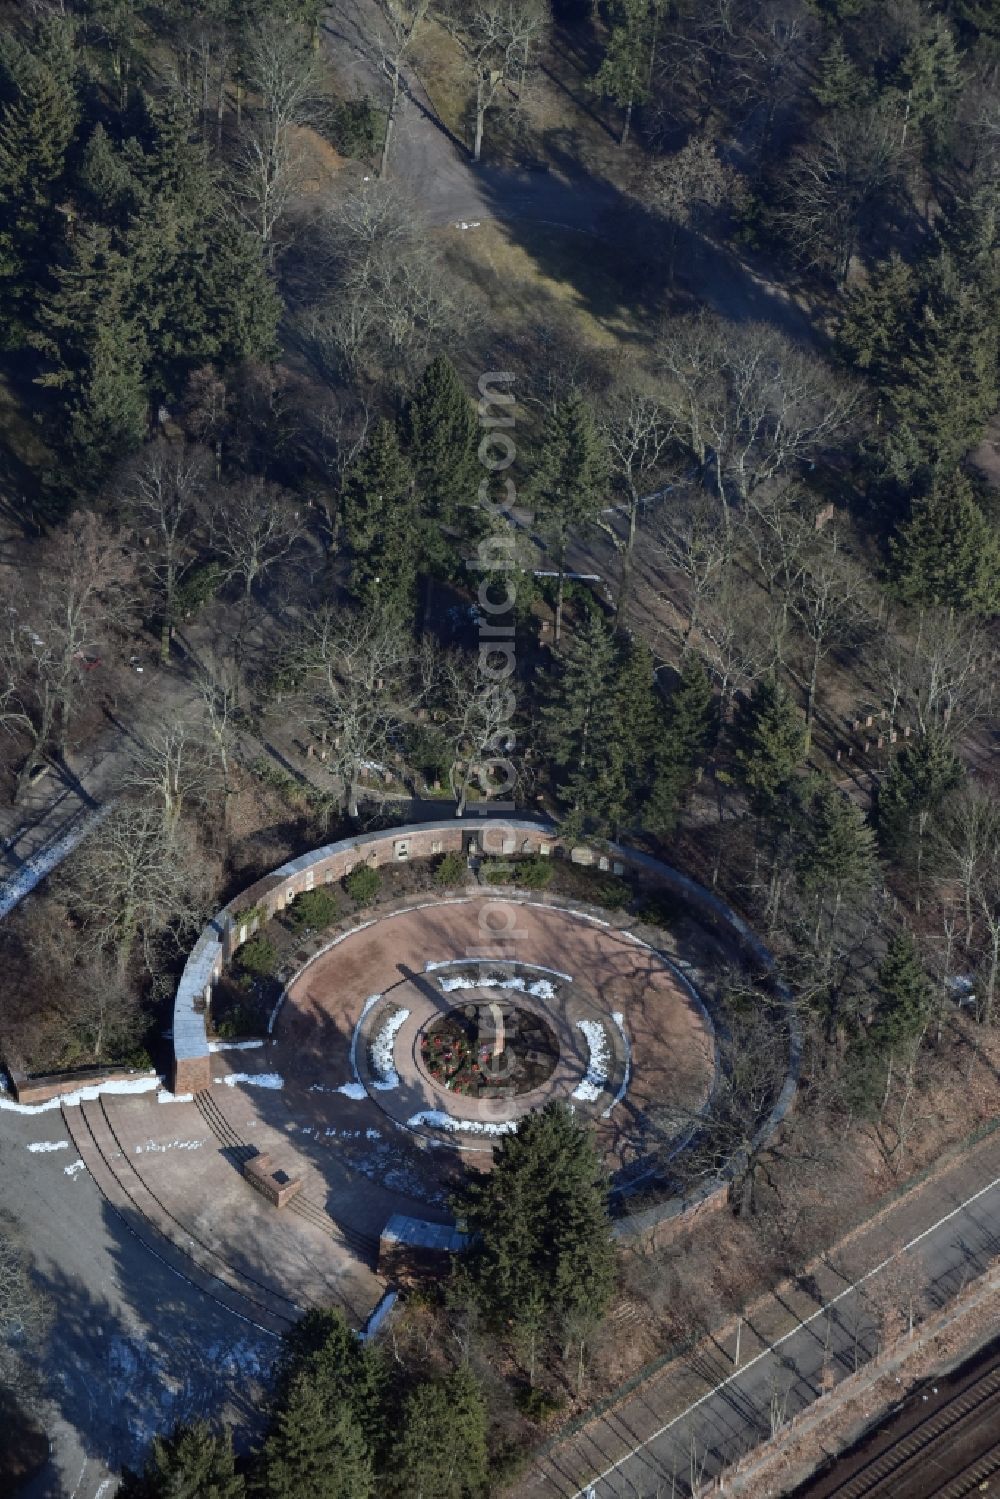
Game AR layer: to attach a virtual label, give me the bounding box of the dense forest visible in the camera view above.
[0,0,999,1492]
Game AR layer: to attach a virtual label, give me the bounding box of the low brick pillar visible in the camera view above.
[171,1053,212,1095]
[242,1151,302,1209]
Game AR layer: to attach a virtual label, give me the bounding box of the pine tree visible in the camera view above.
[126,100,280,393]
[646,658,713,833]
[387,1367,489,1499]
[540,613,645,832]
[887,251,999,480]
[871,930,932,1050]
[117,1420,244,1499]
[0,17,79,332]
[77,123,140,226]
[799,781,878,959]
[878,732,963,907]
[343,419,419,626]
[734,678,807,817]
[838,254,914,401]
[898,15,962,162]
[593,0,657,145]
[403,355,481,561]
[812,35,868,110]
[456,1101,615,1351]
[31,223,148,484]
[892,471,1000,616]
[531,393,608,644]
[276,1308,387,1454]
[263,1374,374,1499]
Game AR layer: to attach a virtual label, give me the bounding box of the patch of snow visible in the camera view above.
[366,1127,381,1140]
[602,1011,631,1118]
[157,1090,193,1104]
[437,974,558,1000]
[64,1159,86,1178]
[0,1073,161,1115]
[425,958,572,982]
[0,801,115,920]
[370,1008,409,1090]
[572,1019,610,1102]
[361,1290,398,1342]
[134,1139,205,1154]
[336,1082,367,1100]
[208,1039,265,1053]
[348,992,381,1084]
[27,1140,69,1153]
[407,1109,517,1136]
[217,1072,283,1090]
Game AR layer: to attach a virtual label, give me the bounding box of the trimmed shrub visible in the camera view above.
[514,1385,564,1423]
[237,934,277,975]
[434,851,467,886]
[516,855,553,889]
[482,856,552,888]
[344,864,380,905]
[590,875,632,910]
[636,891,681,929]
[288,887,338,931]
[213,1002,265,1041]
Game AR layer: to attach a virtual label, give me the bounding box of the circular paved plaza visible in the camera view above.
[274,896,716,1177]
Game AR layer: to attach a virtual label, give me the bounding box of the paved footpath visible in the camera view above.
[512,1126,1000,1499]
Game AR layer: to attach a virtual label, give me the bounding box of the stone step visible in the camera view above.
[64,1100,293,1339]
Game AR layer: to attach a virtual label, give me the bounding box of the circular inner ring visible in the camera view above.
[418,999,560,1100]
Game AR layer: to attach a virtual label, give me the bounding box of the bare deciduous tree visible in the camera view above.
[370,0,429,177]
[437,650,519,815]
[60,802,214,975]
[305,184,477,381]
[0,513,136,802]
[211,478,304,600]
[597,378,672,613]
[790,536,871,744]
[448,0,548,162]
[649,489,731,652]
[776,105,903,286]
[283,608,417,817]
[126,719,219,840]
[116,440,214,662]
[657,314,858,522]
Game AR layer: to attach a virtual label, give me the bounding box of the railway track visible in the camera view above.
[816,1355,1000,1499]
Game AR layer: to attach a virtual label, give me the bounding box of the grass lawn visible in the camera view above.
[441,217,652,363]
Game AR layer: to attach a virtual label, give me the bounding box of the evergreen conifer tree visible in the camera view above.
[887,251,999,479]
[531,393,608,644]
[540,621,665,833]
[871,930,932,1050]
[262,1374,373,1499]
[0,17,78,332]
[647,658,713,833]
[387,1366,489,1499]
[812,35,867,109]
[878,731,963,906]
[456,1101,615,1352]
[892,471,1000,616]
[799,781,878,957]
[593,0,656,145]
[343,419,419,626]
[734,678,807,818]
[117,1420,244,1499]
[403,355,480,562]
[276,1308,387,1454]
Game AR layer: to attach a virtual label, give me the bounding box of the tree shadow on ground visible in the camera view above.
[24,1204,277,1495]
